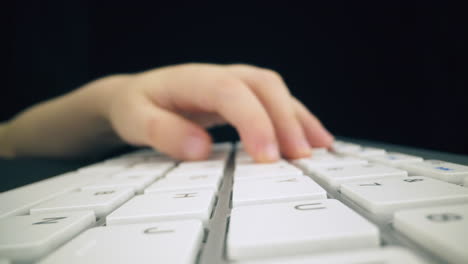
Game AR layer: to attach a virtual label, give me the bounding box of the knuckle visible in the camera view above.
[212,78,248,103]
[254,68,283,84]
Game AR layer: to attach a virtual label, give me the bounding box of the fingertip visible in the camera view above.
[315,128,335,148]
[182,132,212,160]
[254,142,280,163]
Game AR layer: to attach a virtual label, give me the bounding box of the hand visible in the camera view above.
[100,63,334,162]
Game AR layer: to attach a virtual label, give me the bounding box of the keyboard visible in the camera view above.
[1,140,468,264]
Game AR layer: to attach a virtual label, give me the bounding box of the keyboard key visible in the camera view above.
[227,199,379,260]
[332,141,361,152]
[107,189,216,226]
[81,170,162,193]
[39,220,203,264]
[128,161,175,174]
[394,204,468,264]
[145,173,222,193]
[0,211,95,263]
[341,176,468,216]
[337,147,386,158]
[234,247,427,264]
[368,152,423,167]
[30,188,134,218]
[400,160,468,184]
[211,142,232,153]
[311,147,329,155]
[235,159,289,168]
[232,176,326,207]
[310,164,407,190]
[78,162,129,175]
[234,163,303,180]
[0,172,97,218]
[292,154,368,173]
[178,160,226,169]
[169,161,225,177]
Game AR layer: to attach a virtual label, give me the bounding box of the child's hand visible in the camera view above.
[101,63,333,162]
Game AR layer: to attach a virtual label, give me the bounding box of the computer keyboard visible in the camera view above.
[1,141,467,264]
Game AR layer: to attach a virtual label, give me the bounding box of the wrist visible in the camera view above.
[84,74,133,122]
[0,122,16,158]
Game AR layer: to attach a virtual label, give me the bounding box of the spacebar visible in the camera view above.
[0,172,96,218]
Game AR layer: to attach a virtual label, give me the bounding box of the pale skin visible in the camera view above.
[0,63,334,162]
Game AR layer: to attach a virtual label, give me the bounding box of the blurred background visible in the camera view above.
[5,1,468,154]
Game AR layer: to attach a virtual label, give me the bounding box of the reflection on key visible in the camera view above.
[394,204,468,264]
[0,211,95,263]
[227,199,379,260]
[341,176,468,216]
[106,189,216,226]
[39,220,204,264]
[232,176,326,207]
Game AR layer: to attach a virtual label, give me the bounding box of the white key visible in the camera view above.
[332,141,361,152]
[400,160,468,184]
[107,189,216,226]
[204,151,230,162]
[234,163,303,180]
[212,142,233,153]
[235,247,427,264]
[292,154,368,173]
[145,173,222,193]
[337,147,386,157]
[368,152,423,167]
[78,162,128,175]
[103,156,144,166]
[394,204,468,264]
[128,161,175,174]
[311,147,329,155]
[39,220,203,264]
[0,172,98,218]
[82,170,161,193]
[0,211,95,263]
[30,188,134,218]
[169,162,225,177]
[227,199,379,260]
[178,160,225,168]
[235,151,253,163]
[465,176,468,187]
[341,176,468,216]
[311,164,407,190]
[235,159,289,168]
[232,176,326,207]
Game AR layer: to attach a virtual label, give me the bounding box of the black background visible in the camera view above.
[5,1,468,154]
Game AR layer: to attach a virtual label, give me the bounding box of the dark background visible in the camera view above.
[5,1,468,154]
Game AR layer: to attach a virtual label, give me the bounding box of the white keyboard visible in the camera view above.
[1,141,468,264]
